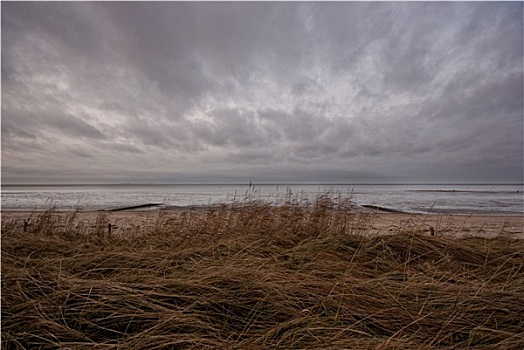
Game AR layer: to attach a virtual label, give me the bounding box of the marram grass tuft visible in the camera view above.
[2,194,524,349]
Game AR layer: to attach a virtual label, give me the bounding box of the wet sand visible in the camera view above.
[2,210,523,239]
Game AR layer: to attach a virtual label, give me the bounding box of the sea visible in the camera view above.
[1,183,523,215]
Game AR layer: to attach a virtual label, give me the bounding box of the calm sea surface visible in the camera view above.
[1,184,523,215]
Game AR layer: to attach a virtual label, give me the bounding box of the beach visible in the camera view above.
[2,209,523,239]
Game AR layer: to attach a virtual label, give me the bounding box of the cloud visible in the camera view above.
[1,2,522,184]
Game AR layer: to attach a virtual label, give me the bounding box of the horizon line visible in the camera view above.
[2,182,524,187]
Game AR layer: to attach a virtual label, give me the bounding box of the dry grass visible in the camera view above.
[2,194,524,349]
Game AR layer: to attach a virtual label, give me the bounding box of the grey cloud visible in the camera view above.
[69,147,93,159]
[2,2,522,184]
[258,109,327,144]
[110,143,144,155]
[96,3,217,114]
[124,120,177,148]
[48,112,106,140]
[190,109,272,149]
[420,71,523,157]
[2,2,104,56]
[2,106,105,141]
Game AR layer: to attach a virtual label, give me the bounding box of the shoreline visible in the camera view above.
[1,202,523,216]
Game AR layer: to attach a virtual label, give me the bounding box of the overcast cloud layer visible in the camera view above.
[2,2,523,184]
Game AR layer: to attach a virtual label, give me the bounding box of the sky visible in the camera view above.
[1,1,523,184]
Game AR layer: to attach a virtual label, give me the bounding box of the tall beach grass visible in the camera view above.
[2,192,524,349]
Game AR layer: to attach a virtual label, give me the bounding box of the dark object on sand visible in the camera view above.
[106,203,163,212]
[361,205,407,213]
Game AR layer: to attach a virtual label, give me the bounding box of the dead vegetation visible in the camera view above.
[2,193,524,349]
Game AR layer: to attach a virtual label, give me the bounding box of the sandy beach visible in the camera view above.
[2,209,522,239]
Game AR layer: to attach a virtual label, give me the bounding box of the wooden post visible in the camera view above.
[24,219,28,233]
[430,227,435,236]
[108,223,112,234]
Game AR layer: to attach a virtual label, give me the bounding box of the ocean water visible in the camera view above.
[1,184,523,215]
